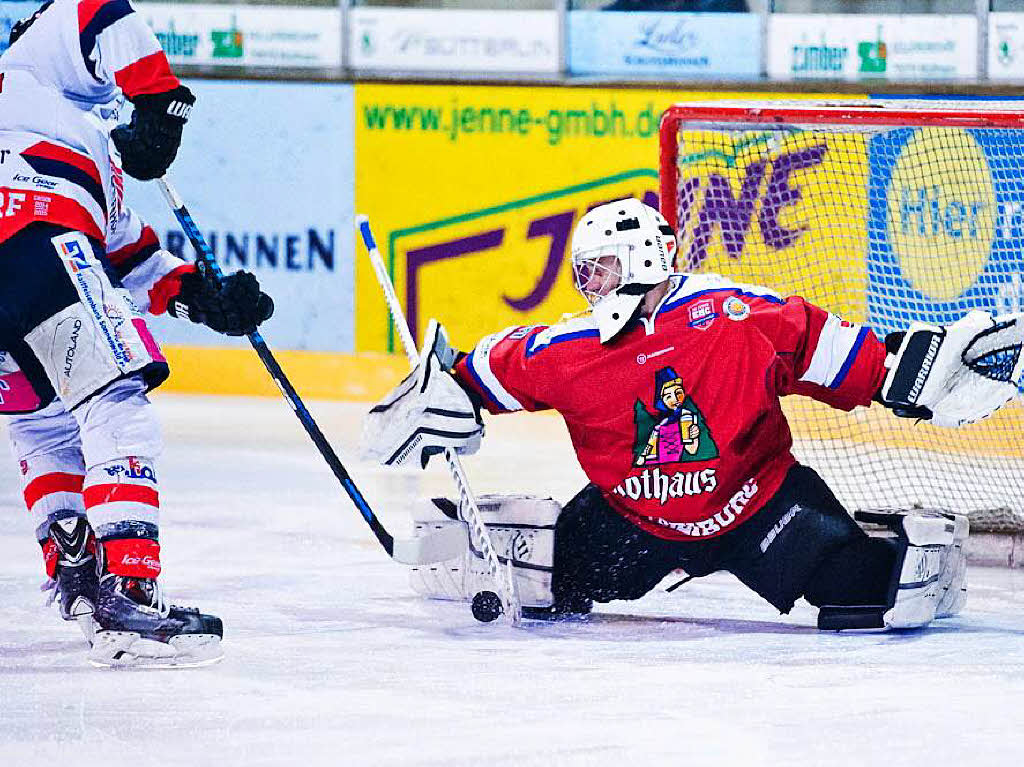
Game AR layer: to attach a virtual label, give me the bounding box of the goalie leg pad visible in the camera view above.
[820,509,969,630]
[882,510,954,629]
[408,494,560,609]
[935,512,969,619]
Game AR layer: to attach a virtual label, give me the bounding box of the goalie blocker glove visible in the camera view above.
[879,310,1024,427]
[168,270,274,336]
[111,85,196,181]
[360,320,483,469]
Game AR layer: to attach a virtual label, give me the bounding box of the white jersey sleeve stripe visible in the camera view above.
[79,0,137,80]
[98,15,175,95]
[829,326,869,389]
[799,313,868,389]
[120,249,186,314]
[466,329,525,413]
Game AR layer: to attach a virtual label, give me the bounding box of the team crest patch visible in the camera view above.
[723,296,750,321]
[688,299,717,330]
[632,366,718,466]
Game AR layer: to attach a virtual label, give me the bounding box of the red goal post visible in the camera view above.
[657,100,1024,541]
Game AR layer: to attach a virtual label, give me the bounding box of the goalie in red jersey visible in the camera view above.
[363,198,1024,630]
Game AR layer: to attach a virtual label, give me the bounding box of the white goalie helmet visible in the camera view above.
[570,198,678,342]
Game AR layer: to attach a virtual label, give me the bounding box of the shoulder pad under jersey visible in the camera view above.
[525,315,600,358]
[663,273,783,308]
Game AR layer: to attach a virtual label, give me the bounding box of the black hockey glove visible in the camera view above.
[168,270,274,337]
[111,85,195,181]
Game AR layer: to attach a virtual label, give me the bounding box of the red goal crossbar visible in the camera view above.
[658,101,1024,230]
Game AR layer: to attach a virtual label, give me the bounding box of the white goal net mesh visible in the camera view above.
[660,101,1024,533]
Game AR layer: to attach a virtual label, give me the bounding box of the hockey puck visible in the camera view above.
[471,591,503,623]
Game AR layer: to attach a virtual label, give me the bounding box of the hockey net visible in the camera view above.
[659,101,1024,534]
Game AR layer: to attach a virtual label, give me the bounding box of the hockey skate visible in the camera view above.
[41,516,100,642]
[89,573,223,668]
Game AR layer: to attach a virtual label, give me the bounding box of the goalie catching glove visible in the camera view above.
[880,310,1024,427]
[168,269,274,336]
[360,320,483,469]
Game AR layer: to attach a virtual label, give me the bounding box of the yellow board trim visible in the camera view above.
[782,397,1024,459]
[158,345,410,402]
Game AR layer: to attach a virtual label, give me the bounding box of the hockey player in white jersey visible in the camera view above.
[0,0,273,666]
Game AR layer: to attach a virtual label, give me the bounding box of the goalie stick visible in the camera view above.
[357,215,523,626]
[156,177,466,566]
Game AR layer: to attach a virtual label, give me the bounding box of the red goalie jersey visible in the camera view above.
[453,274,888,541]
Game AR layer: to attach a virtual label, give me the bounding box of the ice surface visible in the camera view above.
[2,395,1023,766]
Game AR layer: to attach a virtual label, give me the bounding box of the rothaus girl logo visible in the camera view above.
[632,366,718,467]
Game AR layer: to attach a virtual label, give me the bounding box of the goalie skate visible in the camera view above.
[88,575,223,668]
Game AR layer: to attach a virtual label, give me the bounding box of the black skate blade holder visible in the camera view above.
[817,605,888,631]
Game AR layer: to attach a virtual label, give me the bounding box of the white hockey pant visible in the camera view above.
[408,494,560,609]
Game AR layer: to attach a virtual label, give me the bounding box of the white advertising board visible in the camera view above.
[125,80,355,352]
[568,11,761,77]
[989,12,1024,81]
[139,3,342,68]
[349,8,560,74]
[768,14,977,81]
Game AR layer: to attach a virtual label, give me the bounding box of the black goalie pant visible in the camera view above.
[552,464,898,615]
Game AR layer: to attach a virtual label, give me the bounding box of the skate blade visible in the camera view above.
[75,614,97,643]
[88,631,223,669]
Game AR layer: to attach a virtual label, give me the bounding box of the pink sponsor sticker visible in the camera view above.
[0,369,41,413]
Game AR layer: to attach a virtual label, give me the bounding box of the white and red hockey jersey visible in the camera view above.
[0,0,194,413]
[0,0,190,310]
[454,273,889,541]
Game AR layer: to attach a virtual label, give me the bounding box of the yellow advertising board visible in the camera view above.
[354,84,864,353]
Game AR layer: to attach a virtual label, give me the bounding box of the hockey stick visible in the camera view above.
[156,177,466,566]
[356,215,522,626]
